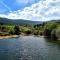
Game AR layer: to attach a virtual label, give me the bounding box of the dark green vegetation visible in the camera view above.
[0,17,60,40]
[43,21,60,40]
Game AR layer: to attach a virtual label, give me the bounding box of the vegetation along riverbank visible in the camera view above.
[0,18,60,40]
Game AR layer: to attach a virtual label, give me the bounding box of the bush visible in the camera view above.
[39,31,43,36]
[9,30,14,35]
[33,30,39,35]
[24,30,32,35]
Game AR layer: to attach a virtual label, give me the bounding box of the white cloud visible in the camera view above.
[0,0,60,21]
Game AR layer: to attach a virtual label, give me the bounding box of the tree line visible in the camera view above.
[0,20,60,40]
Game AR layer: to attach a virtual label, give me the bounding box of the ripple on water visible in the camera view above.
[0,36,60,60]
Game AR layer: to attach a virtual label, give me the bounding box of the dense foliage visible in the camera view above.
[14,25,20,35]
[55,26,60,39]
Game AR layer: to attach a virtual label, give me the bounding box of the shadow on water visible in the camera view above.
[44,37,60,46]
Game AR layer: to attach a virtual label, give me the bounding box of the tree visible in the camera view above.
[55,26,60,39]
[44,22,57,31]
[1,26,7,32]
[14,25,20,35]
[43,22,58,37]
[51,29,57,40]
[43,28,51,37]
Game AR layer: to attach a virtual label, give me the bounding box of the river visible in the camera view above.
[0,36,60,60]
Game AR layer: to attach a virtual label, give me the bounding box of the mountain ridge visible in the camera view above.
[0,17,42,25]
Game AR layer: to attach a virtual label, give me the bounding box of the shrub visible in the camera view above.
[9,30,14,35]
[39,31,43,36]
[25,30,32,35]
[33,30,39,35]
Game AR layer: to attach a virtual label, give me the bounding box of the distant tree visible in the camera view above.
[0,25,1,30]
[1,26,7,32]
[14,25,20,35]
[34,24,42,28]
[0,23,3,25]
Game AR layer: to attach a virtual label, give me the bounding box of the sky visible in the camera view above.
[0,0,60,21]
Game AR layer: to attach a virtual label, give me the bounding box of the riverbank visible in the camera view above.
[0,33,44,39]
[0,35,19,39]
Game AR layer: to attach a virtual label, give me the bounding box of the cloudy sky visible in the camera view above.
[0,0,60,21]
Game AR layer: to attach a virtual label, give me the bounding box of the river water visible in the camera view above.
[0,36,60,60]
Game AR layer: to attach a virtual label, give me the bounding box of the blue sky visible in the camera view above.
[0,0,60,21]
[0,0,40,13]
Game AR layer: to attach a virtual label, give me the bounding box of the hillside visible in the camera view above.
[0,17,42,25]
